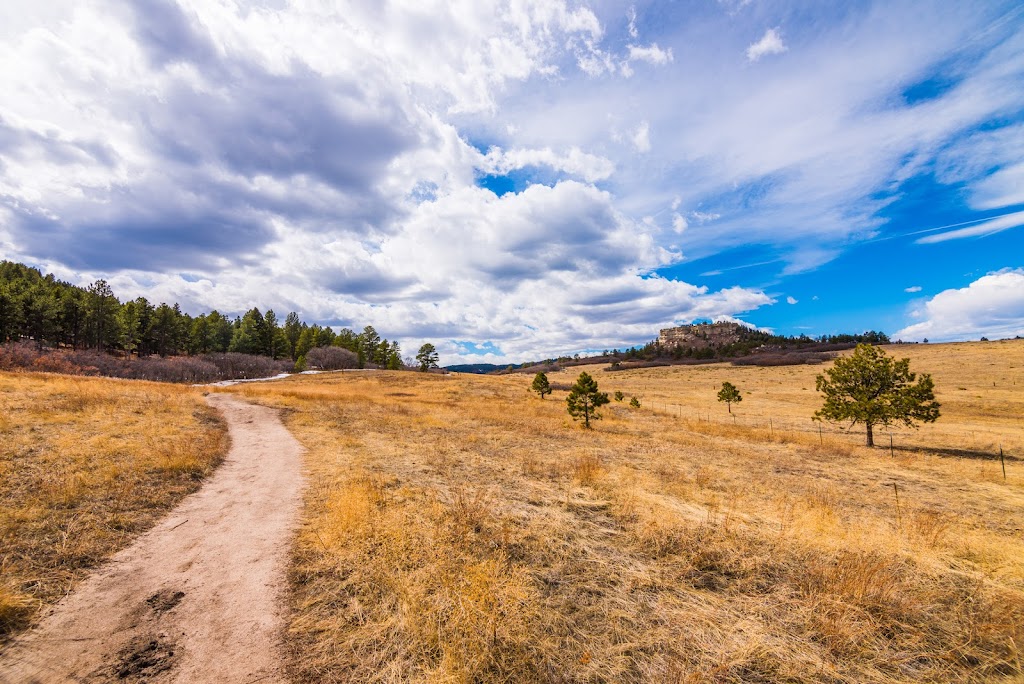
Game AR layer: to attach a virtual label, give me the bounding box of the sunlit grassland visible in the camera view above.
[229,338,1024,683]
[0,372,227,637]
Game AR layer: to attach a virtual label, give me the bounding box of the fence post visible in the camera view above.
[1001,445,1007,481]
[893,482,902,527]
[890,434,894,459]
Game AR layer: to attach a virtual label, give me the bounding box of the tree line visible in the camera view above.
[0,261,403,368]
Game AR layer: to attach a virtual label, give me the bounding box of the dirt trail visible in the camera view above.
[0,394,305,683]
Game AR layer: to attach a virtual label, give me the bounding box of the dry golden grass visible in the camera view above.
[229,340,1024,683]
[0,372,227,637]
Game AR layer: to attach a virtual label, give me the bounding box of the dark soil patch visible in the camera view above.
[146,590,185,613]
[99,634,179,681]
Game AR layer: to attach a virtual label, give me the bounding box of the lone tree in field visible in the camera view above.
[717,381,742,413]
[814,343,940,447]
[416,343,439,372]
[566,372,610,428]
[531,372,552,398]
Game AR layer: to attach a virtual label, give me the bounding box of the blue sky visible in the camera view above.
[0,0,1022,363]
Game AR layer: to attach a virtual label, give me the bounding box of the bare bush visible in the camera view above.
[0,343,293,383]
[0,341,44,371]
[731,352,836,366]
[200,353,293,380]
[305,346,358,370]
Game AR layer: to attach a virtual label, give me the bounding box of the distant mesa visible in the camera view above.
[658,322,745,349]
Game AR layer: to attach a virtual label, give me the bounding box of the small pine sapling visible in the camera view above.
[566,372,610,428]
[531,372,552,399]
[717,381,742,413]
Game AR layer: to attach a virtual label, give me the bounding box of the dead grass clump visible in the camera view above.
[904,508,954,548]
[571,452,603,485]
[0,372,227,638]
[0,584,34,636]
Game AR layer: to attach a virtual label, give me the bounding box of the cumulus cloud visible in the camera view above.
[905,285,922,293]
[746,28,787,62]
[786,296,798,304]
[2,1,1022,363]
[895,269,1024,341]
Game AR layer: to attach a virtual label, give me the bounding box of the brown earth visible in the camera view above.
[0,395,305,684]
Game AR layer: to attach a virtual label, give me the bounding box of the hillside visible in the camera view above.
[226,338,1024,682]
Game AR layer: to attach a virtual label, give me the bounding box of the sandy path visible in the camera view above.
[0,394,305,684]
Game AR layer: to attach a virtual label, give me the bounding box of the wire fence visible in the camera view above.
[639,398,1019,474]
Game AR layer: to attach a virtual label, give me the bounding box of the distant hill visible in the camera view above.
[446,363,505,374]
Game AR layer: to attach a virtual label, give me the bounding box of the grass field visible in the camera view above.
[228,340,1024,683]
[0,372,227,637]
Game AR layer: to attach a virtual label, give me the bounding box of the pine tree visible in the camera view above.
[416,343,439,372]
[717,382,742,413]
[566,372,610,428]
[531,372,552,398]
[814,344,940,446]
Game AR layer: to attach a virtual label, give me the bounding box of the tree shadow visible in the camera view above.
[889,443,1020,462]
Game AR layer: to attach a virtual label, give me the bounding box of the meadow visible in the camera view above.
[227,339,1024,683]
[0,373,227,636]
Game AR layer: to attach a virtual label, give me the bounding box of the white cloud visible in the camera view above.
[895,269,1024,341]
[786,296,798,304]
[482,146,615,183]
[915,210,1024,244]
[672,213,688,233]
[713,314,773,333]
[690,211,721,223]
[632,121,651,152]
[628,43,673,66]
[905,285,922,293]
[2,1,1023,363]
[746,28,787,62]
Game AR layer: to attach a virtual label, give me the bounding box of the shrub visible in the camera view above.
[305,346,358,371]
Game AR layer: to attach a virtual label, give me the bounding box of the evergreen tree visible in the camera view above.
[295,326,315,359]
[22,284,60,349]
[263,309,279,358]
[0,283,22,343]
[814,344,940,446]
[386,341,403,370]
[360,325,381,362]
[717,382,742,413]
[85,280,120,351]
[230,308,267,355]
[566,372,609,428]
[150,303,182,356]
[531,372,552,398]
[284,311,302,360]
[416,343,439,372]
[117,300,143,356]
